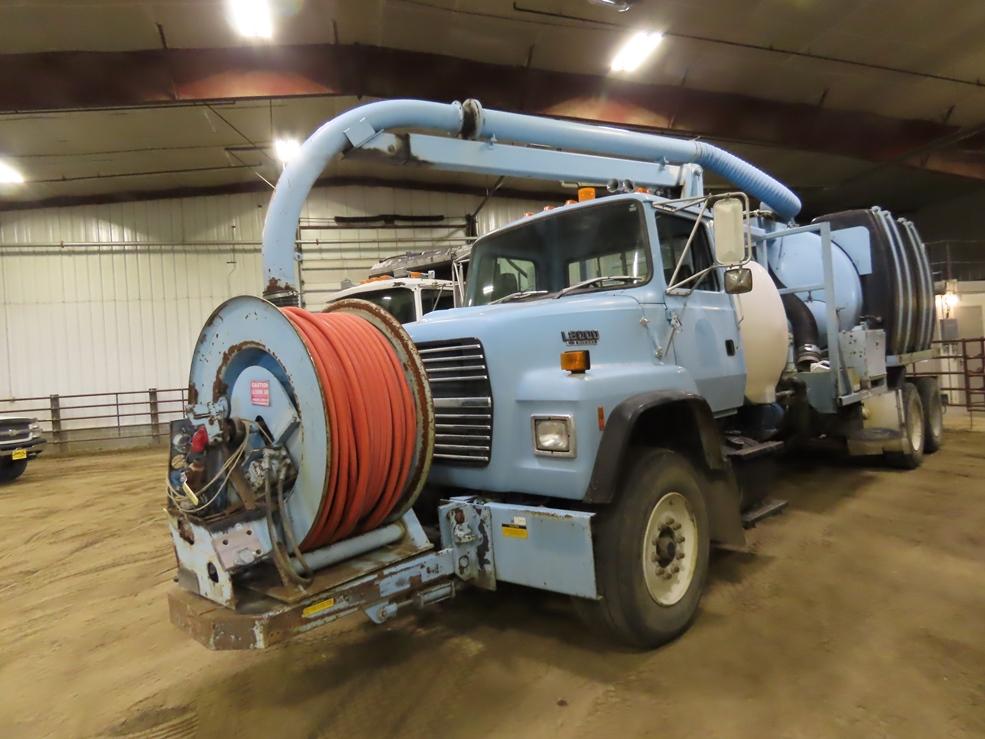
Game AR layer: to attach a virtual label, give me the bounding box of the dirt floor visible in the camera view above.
[2,431,984,739]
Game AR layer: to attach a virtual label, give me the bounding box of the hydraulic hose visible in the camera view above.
[780,293,822,370]
[769,268,821,370]
[281,308,417,550]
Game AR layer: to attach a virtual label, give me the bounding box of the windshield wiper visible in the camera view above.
[490,289,549,305]
[555,275,643,298]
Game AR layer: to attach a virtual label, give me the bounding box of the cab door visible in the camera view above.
[654,211,746,414]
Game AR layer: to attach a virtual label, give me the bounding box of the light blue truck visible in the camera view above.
[166,100,941,650]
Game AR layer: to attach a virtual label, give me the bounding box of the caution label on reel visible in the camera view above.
[250,380,270,406]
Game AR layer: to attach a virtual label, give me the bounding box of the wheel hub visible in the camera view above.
[641,492,698,606]
[654,527,678,566]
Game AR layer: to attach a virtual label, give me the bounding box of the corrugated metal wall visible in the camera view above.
[0,186,548,399]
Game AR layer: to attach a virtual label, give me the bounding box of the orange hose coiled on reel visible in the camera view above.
[282,308,417,550]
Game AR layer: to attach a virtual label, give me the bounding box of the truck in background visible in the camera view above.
[329,276,455,324]
[0,417,46,483]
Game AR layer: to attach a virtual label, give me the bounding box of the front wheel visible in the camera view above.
[577,449,710,649]
[0,458,28,484]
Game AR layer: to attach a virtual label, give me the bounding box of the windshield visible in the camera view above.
[352,287,417,323]
[467,199,651,306]
[421,288,455,314]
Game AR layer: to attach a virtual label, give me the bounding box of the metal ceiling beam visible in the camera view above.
[0,43,980,181]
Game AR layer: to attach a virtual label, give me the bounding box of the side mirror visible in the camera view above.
[724,266,753,295]
[712,197,746,265]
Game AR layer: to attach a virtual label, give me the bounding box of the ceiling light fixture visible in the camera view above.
[273,137,301,164]
[610,30,663,73]
[0,161,24,184]
[228,0,273,40]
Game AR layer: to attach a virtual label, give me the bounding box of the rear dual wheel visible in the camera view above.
[887,382,925,469]
[912,377,943,454]
[577,449,710,649]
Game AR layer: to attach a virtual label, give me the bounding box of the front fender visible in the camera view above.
[585,390,745,548]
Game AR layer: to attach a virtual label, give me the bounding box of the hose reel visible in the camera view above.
[183,295,434,557]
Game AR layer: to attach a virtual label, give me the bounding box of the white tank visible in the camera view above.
[734,261,788,404]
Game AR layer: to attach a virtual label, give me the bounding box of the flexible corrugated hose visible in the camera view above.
[282,308,416,550]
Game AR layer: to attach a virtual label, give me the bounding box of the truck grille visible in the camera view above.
[0,420,31,445]
[415,338,492,466]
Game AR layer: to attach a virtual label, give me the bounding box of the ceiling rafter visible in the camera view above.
[0,42,982,182]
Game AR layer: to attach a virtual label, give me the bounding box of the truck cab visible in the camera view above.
[407,193,751,492]
[330,277,455,324]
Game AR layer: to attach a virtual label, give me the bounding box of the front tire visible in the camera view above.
[578,449,710,649]
[0,458,28,484]
[887,383,925,469]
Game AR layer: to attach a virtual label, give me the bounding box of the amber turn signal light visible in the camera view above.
[577,187,596,202]
[561,350,591,373]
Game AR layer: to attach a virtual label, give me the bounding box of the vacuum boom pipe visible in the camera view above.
[261,98,801,303]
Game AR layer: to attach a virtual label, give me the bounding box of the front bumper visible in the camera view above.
[0,437,46,460]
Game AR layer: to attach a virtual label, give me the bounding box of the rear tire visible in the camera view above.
[576,449,710,649]
[887,383,925,469]
[0,458,28,483]
[912,377,943,454]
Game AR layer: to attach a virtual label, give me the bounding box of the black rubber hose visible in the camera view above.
[770,268,821,371]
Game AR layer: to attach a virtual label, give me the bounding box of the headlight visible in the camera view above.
[532,416,575,457]
[29,422,42,435]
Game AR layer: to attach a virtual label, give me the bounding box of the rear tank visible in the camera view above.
[763,206,934,359]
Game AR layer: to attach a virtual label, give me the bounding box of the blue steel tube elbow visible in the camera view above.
[474,106,801,221]
[260,98,801,305]
[261,99,466,304]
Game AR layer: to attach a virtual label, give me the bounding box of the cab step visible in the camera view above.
[723,435,784,461]
[741,497,788,528]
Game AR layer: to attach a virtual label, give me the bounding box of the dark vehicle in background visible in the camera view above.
[0,417,46,482]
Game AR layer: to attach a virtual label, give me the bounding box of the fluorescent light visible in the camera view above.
[228,0,273,39]
[610,31,663,73]
[0,161,24,184]
[273,137,301,163]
